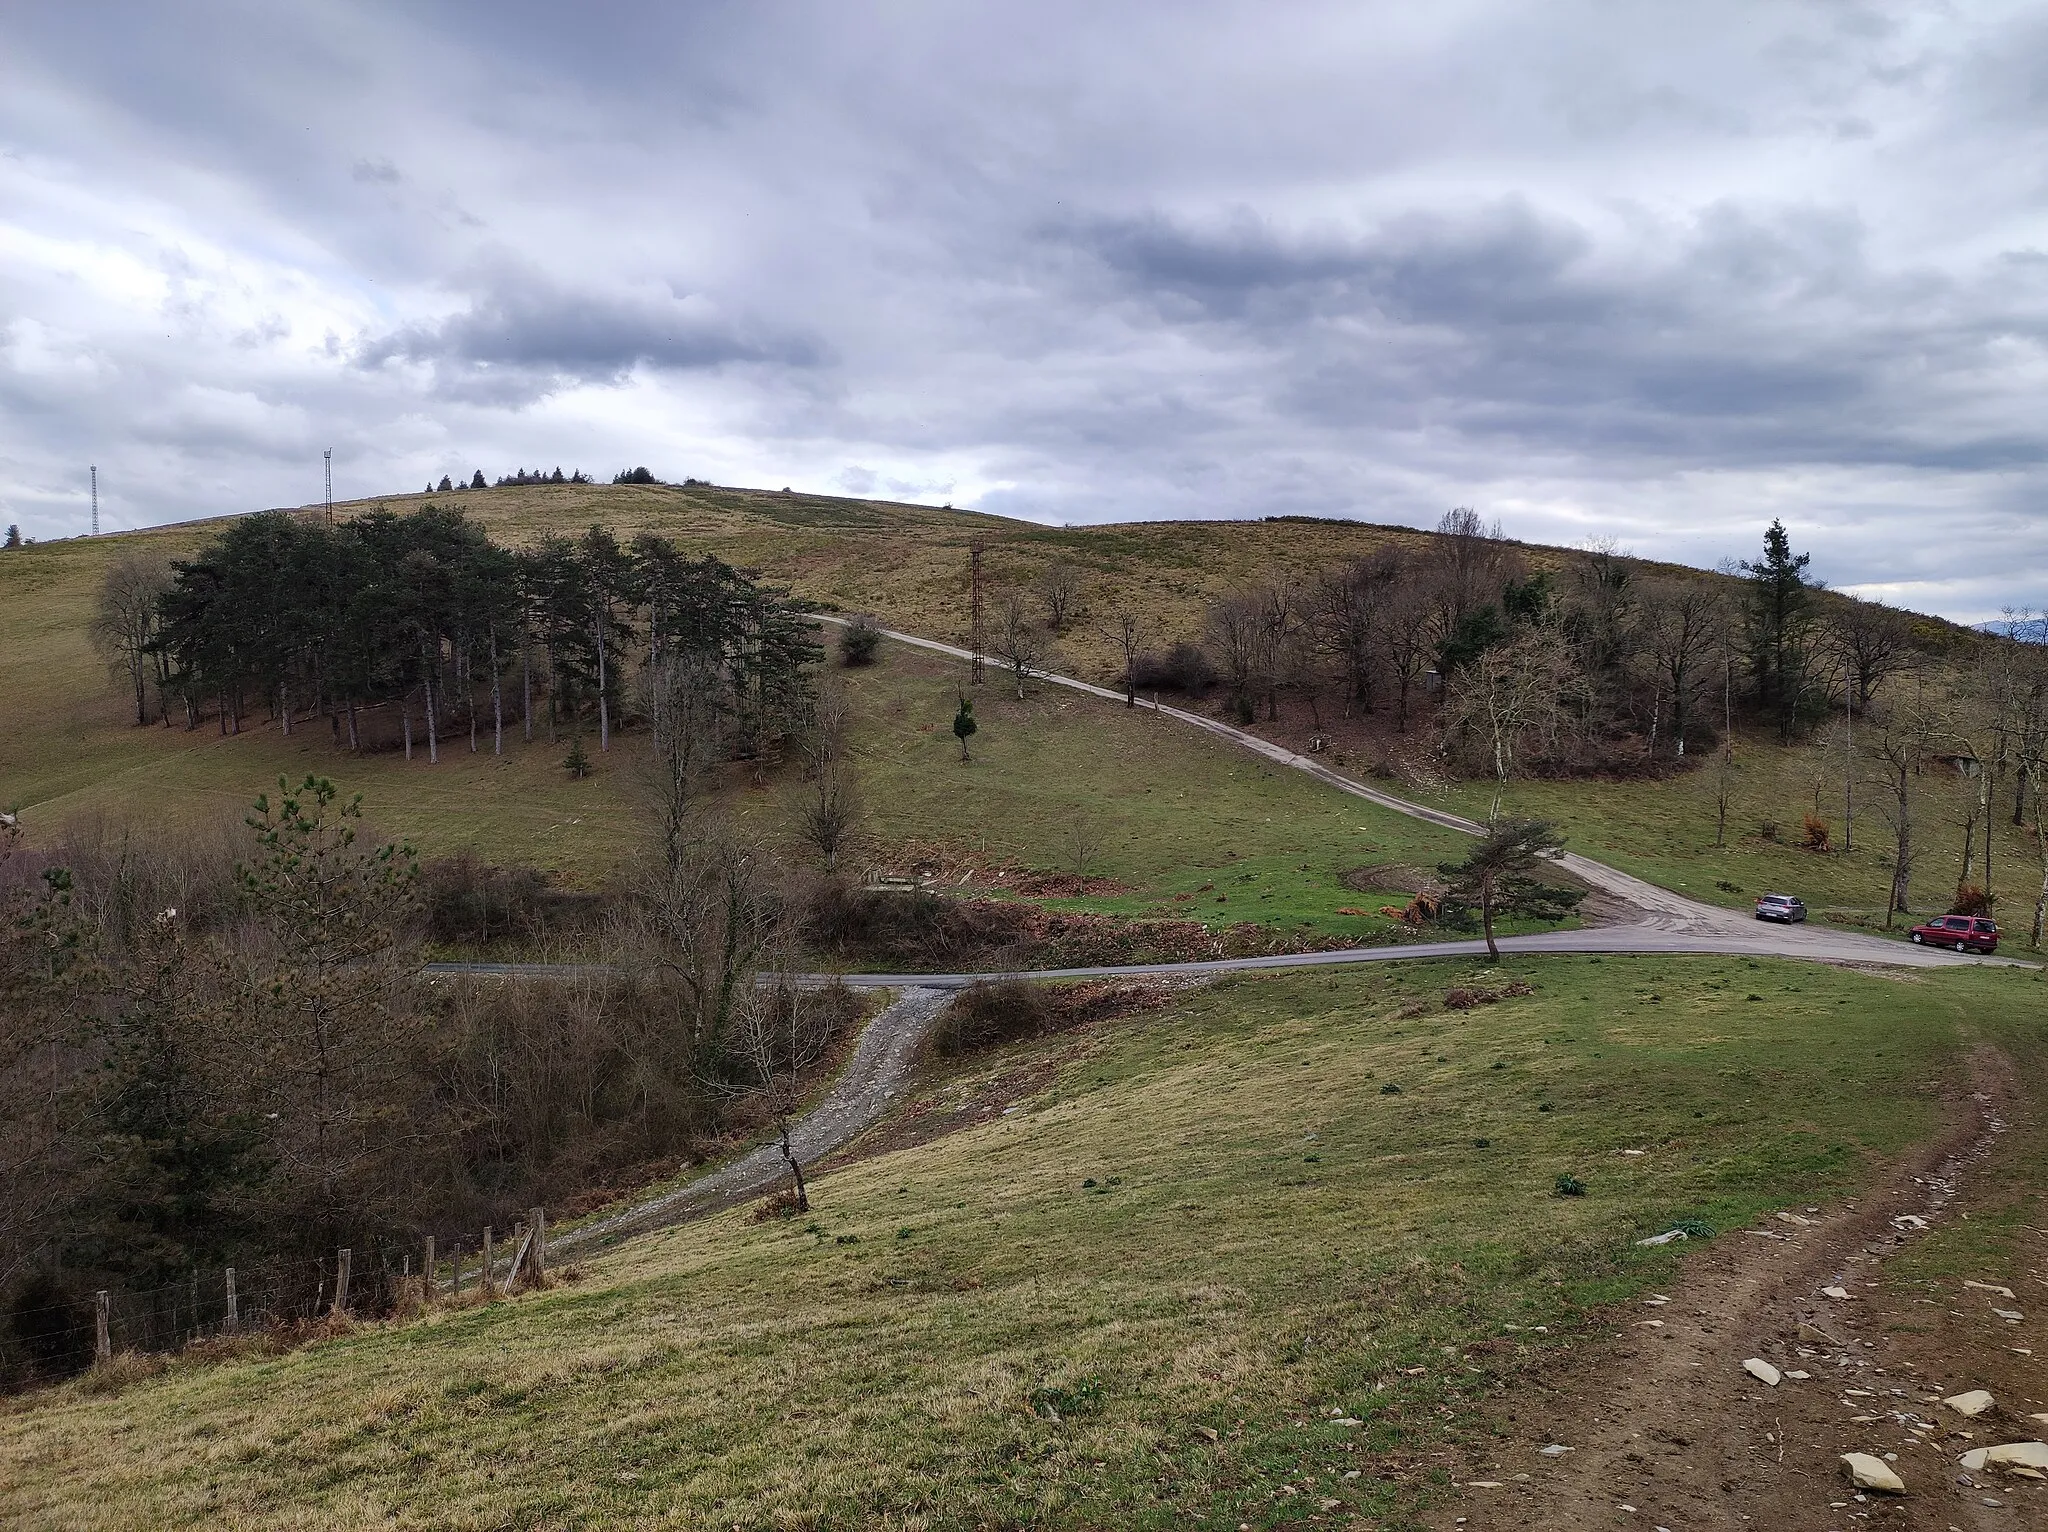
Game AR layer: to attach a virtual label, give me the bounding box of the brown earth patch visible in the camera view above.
[1429,1045,2045,1531]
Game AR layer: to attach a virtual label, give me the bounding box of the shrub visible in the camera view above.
[419,853,554,946]
[1755,818,1780,843]
[612,466,660,485]
[1950,884,1995,917]
[935,979,1050,1055]
[1801,813,1831,852]
[1554,1173,1587,1197]
[838,614,881,667]
[1126,642,1217,695]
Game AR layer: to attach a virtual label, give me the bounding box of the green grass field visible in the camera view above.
[840,643,1482,945]
[1438,743,2043,936]
[4,955,2038,1529]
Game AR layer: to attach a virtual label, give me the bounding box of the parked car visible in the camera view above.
[1754,893,1807,923]
[1909,915,2000,954]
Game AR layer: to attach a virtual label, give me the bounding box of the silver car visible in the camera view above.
[1754,893,1806,923]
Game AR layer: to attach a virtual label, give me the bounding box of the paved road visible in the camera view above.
[804,616,2019,973]
[550,987,954,1256]
[465,621,2020,1249]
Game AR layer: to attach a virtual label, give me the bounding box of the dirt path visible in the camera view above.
[1433,1046,2048,1530]
[551,987,953,1254]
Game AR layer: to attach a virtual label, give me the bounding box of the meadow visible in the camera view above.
[3,953,2038,1529]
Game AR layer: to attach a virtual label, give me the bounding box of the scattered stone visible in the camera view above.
[1776,1211,1812,1226]
[1840,1453,1906,1493]
[1977,1442,2048,1472]
[1823,1286,1852,1300]
[1643,1294,1670,1306]
[1993,1309,2025,1322]
[1192,1425,1219,1442]
[1785,1369,1811,1380]
[1944,1390,1995,1418]
[1538,1444,1573,1457]
[1893,1214,1928,1230]
[1464,1480,1505,1489]
[1328,1417,1362,1427]
[1636,1230,1688,1247]
[1966,1281,2018,1300]
[1743,1358,1783,1386]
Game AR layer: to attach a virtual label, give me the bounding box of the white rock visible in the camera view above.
[1944,1389,1995,1417]
[1982,1442,2048,1471]
[1742,1358,1783,1386]
[1893,1214,1928,1229]
[1960,1448,1990,1472]
[1823,1286,1851,1299]
[1635,1230,1687,1247]
[1538,1444,1572,1457]
[1776,1211,1812,1226]
[1839,1453,1905,1493]
[1966,1281,2018,1299]
[1785,1369,1811,1380]
[1993,1308,2024,1322]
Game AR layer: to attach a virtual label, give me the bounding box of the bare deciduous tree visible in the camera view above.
[1040,559,1082,632]
[1641,579,1722,759]
[717,973,845,1212]
[641,650,726,876]
[994,591,1046,701]
[1862,693,1940,924]
[1103,605,1144,707]
[1826,596,1914,712]
[797,764,861,873]
[92,553,172,726]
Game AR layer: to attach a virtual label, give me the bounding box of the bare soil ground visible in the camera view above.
[1431,1045,2048,1531]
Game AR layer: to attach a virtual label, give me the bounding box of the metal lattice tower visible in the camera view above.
[90,466,98,536]
[968,538,985,684]
[323,448,333,520]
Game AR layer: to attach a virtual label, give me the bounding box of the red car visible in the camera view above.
[1908,915,1999,954]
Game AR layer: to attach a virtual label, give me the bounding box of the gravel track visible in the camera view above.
[550,987,952,1255]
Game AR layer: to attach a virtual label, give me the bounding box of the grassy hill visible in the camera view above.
[5,477,2030,940]
[2,954,2039,1528]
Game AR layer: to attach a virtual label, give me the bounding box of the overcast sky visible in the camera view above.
[3,2,2045,618]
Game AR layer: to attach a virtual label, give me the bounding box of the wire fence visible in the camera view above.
[4,1210,548,1384]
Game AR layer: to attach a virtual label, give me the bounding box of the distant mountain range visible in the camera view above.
[1976,616,2048,642]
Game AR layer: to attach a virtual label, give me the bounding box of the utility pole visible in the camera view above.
[90,465,99,536]
[323,449,333,522]
[968,538,986,685]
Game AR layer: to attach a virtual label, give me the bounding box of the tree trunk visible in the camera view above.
[422,641,440,765]
[1480,879,1499,961]
[491,629,504,756]
[522,632,533,743]
[594,612,610,752]
[403,697,413,760]
[345,696,359,751]
[778,1116,809,1212]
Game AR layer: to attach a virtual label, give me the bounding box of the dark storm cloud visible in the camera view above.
[3,0,2048,617]
[357,267,824,402]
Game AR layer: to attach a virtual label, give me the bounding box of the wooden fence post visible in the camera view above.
[333,1248,352,1317]
[424,1236,435,1300]
[94,1291,111,1363]
[452,1240,463,1296]
[528,1207,545,1282]
[481,1228,494,1299]
[225,1268,238,1331]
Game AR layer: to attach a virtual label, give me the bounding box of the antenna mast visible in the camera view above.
[90,466,98,536]
[323,448,333,521]
[968,538,985,684]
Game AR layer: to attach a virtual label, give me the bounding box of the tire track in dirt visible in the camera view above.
[1433,1045,2037,1530]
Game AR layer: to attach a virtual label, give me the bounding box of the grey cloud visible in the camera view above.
[6,1,2048,618]
[357,269,825,401]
